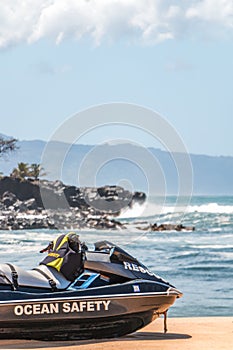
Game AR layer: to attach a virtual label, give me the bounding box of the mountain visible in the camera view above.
[0,138,232,195]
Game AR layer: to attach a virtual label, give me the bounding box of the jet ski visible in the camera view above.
[0,235,182,340]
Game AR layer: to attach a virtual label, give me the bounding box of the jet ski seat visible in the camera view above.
[0,263,71,292]
[0,250,111,292]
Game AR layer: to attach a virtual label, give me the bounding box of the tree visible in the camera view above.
[11,162,30,180]
[29,163,46,180]
[10,162,47,180]
[0,137,18,158]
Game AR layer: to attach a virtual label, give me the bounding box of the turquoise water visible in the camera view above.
[0,196,232,317]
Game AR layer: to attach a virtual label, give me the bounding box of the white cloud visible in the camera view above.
[187,0,233,24]
[186,0,233,38]
[0,0,232,49]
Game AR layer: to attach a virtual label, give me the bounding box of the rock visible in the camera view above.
[150,223,158,230]
[15,201,28,212]
[0,177,146,214]
[0,177,41,204]
[2,191,17,207]
[0,203,5,210]
[150,223,195,232]
[24,198,38,210]
[0,177,149,231]
[175,224,195,231]
[131,191,146,205]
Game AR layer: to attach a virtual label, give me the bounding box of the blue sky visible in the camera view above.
[0,0,232,156]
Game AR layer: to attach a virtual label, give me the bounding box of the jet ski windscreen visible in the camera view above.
[94,241,140,265]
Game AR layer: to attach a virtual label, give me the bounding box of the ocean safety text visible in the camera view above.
[14,300,111,316]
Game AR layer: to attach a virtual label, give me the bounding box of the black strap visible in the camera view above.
[0,271,15,291]
[6,263,18,291]
[33,268,57,292]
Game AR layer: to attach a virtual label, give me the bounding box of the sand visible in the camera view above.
[0,317,232,350]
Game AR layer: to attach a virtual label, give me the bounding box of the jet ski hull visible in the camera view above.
[0,284,180,340]
[0,310,156,340]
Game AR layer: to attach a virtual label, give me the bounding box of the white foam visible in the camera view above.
[118,203,146,218]
[187,203,233,214]
[118,201,176,219]
[190,244,233,249]
[119,201,233,219]
[160,203,233,215]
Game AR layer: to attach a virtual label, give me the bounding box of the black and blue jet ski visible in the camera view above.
[0,234,182,340]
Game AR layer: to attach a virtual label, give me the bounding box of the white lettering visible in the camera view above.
[49,303,59,314]
[123,261,132,270]
[24,304,32,315]
[123,262,157,278]
[41,304,49,314]
[62,302,71,313]
[14,305,24,316]
[102,300,111,311]
[33,304,41,315]
[79,301,86,312]
[87,301,95,312]
[13,300,111,317]
[132,264,139,271]
[139,266,146,273]
[71,302,80,312]
[94,300,102,311]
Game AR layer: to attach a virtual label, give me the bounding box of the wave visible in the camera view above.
[118,201,233,219]
[186,203,233,214]
[118,203,146,219]
[181,265,232,272]
[118,202,180,219]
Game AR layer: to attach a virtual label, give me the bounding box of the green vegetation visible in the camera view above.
[29,163,46,180]
[10,162,46,180]
[10,162,30,180]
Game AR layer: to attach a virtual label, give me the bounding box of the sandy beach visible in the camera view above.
[0,317,232,350]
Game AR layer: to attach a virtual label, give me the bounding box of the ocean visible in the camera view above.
[0,195,232,318]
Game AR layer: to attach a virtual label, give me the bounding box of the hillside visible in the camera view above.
[0,138,232,195]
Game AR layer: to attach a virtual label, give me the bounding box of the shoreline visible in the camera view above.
[0,316,232,350]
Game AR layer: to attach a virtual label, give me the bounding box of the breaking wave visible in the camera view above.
[119,200,233,219]
[186,203,233,214]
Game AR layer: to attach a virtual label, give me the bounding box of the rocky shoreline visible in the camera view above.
[0,177,144,230]
[0,177,194,231]
[0,209,127,231]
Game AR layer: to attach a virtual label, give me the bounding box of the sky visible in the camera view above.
[0,0,232,156]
